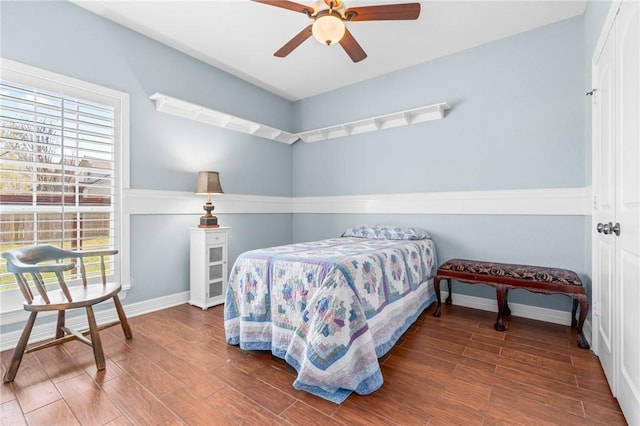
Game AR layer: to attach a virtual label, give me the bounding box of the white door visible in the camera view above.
[614,2,640,422]
[593,2,640,423]
[592,13,616,389]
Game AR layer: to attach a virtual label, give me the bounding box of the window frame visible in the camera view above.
[0,58,130,316]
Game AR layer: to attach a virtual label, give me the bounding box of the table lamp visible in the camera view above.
[195,171,223,228]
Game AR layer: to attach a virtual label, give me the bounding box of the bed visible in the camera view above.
[223,225,437,403]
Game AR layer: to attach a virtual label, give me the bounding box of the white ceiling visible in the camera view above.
[72,0,586,101]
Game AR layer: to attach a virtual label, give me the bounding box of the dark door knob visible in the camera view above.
[597,223,604,233]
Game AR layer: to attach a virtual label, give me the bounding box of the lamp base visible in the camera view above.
[199,201,220,228]
[199,215,219,228]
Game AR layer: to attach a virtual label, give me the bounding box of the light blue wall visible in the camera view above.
[128,214,292,305]
[292,16,586,196]
[294,214,588,311]
[0,0,613,326]
[291,16,593,312]
[0,1,294,195]
[0,0,293,322]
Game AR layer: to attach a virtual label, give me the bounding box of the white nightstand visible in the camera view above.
[189,227,230,309]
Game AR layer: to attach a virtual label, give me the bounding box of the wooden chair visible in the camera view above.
[2,245,132,383]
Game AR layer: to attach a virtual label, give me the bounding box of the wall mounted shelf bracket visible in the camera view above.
[149,93,299,144]
[150,93,450,144]
[297,102,450,143]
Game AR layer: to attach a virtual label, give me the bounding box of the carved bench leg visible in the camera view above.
[571,298,579,329]
[576,294,590,350]
[494,285,507,331]
[433,276,442,317]
[503,288,511,316]
[445,279,452,305]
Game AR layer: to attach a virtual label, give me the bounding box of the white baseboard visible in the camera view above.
[441,290,576,326]
[1,289,586,352]
[441,290,594,348]
[582,318,593,348]
[0,291,190,352]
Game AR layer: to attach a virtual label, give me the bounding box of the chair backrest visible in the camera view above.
[2,245,118,305]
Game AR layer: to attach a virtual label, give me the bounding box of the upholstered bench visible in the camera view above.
[432,258,590,349]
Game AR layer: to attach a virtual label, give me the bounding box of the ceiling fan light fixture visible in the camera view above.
[256,0,421,62]
[312,13,345,45]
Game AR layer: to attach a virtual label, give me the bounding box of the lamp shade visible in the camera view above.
[195,171,224,194]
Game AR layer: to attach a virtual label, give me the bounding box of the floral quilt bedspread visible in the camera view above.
[224,237,437,403]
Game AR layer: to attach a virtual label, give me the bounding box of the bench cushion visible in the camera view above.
[438,258,583,287]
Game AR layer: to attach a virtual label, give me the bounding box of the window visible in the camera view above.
[0,59,129,312]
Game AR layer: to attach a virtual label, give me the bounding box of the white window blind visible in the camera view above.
[0,63,122,296]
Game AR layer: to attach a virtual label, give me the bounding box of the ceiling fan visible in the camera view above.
[253,0,421,63]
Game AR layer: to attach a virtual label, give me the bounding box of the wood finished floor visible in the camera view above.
[0,303,627,425]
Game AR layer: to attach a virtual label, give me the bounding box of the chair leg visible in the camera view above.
[4,311,38,383]
[85,306,106,371]
[113,295,132,339]
[56,310,66,339]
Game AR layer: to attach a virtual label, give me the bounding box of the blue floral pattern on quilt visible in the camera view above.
[224,237,437,404]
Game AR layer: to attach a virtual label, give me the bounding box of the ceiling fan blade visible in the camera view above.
[344,3,421,21]
[252,0,314,15]
[339,28,367,63]
[274,25,313,57]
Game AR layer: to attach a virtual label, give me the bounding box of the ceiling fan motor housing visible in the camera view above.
[313,0,346,17]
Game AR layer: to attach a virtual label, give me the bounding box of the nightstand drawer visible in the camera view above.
[205,231,226,245]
